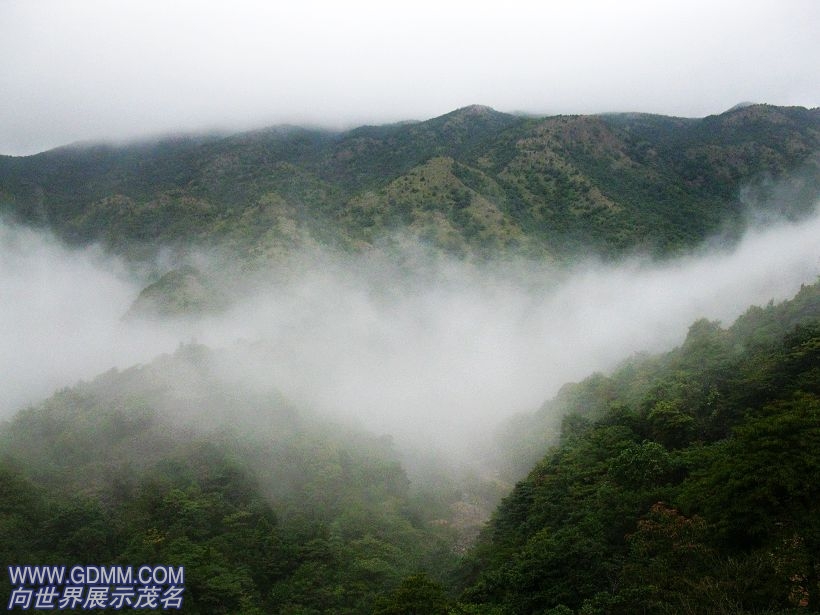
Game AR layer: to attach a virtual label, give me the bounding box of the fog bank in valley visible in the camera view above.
[1,209,818,458]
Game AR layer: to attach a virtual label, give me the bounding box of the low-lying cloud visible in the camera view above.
[1,209,818,459]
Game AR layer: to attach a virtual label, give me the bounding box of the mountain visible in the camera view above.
[0,343,468,613]
[2,280,817,613]
[2,104,820,613]
[458,280,820,613]
[1,104,817,262]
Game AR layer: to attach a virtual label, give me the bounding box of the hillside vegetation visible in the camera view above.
[0,344,471,614]
[1,104,819,613]
[458,280,820,613]
[1,104,817,261]
[1,279,817,613]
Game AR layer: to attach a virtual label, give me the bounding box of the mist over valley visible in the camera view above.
[1,207,818,460]
[1,100,819,613]
[2,0,819,608]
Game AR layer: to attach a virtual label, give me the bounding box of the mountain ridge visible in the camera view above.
[0,103,817,261]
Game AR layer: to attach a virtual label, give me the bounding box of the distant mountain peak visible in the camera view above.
[434,104,508,123]
[725,101,759,113]
[455,104,498,115]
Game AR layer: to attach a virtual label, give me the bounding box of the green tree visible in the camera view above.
[373,573,450,615]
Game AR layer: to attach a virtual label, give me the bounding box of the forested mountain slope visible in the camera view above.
[1,277,817,613]
[458,280,820,614]
[1,102,819,614]
[1,104,817,261]
[0,345,467,614]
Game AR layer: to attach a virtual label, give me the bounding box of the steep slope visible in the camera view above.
[458,280,820,613]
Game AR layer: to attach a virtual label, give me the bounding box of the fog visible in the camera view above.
[1,0,817,155]
[1,210,818,459]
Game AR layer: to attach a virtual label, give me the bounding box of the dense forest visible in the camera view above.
[459,280,820,613]
[1,104,819,613]
[1,279,817,613]
[1,104,817,263]
[0,344,468,613]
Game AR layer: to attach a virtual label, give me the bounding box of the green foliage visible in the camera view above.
[8,282,813,612]
[647,399,695,449]
[372,573,450,615]
[0,344,463,614]
[460,280,820,613]
[681,392,820,548]
[124,265,230,319]
[608,440,672,489]
[1,105,816,262]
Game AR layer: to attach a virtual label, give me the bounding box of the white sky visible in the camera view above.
[1,0,818,155]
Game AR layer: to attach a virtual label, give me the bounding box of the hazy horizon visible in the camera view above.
[2,101,815,159]
[2,0,818,156]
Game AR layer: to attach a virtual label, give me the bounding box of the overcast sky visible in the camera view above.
[1,0,818,155]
